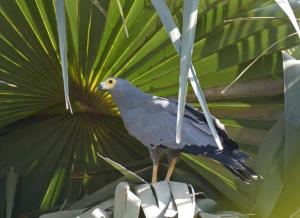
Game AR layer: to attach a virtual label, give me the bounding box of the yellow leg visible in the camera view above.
[165,158,177,181]
[152,163,159,183]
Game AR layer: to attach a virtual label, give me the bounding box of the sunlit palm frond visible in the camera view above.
[0,0,300,217]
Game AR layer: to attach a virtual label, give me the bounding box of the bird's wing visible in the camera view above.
[122,96,226,150]
[123,103,179,149]
[181,100,239,150]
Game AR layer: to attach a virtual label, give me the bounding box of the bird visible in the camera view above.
[98,77,260,183]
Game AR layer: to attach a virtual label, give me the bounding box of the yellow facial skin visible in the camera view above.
[99,78,117,90]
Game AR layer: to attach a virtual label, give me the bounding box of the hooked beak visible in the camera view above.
[98,82,106,90]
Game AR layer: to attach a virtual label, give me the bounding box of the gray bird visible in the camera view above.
[98,77,259,183]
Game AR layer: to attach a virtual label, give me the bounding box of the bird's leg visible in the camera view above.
[149,148,161,183]
[165,157,177,181]
[152,163,159,183]
[165,150,179,181]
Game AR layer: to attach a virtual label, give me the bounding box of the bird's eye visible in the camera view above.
[108,80,113,84]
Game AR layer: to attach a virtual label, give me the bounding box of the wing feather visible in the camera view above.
[122,97,222,150]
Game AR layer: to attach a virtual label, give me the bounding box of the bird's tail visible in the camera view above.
[212,149,261,183]
[182,141,261,183]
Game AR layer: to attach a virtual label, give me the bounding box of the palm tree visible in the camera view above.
[0,0,300,217]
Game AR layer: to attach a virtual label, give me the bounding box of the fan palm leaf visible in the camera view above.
[0,0,299,217]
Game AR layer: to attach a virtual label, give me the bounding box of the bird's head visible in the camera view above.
[98,77,150,111]
[97,77,134,94]
[98,77,118,91]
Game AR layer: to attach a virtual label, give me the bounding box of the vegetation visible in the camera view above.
[0,0,300,217]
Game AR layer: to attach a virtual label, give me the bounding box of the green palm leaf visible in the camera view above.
[0,0,300,217]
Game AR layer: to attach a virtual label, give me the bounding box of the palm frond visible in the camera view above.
[0,1,300,217]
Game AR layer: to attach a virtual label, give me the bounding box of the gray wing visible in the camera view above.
[122,97,220,150]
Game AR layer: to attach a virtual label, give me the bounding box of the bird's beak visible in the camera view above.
[98,82,106,90]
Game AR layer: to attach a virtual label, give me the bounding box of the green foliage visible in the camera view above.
[97,153,147,184]
[0,0,300,217]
